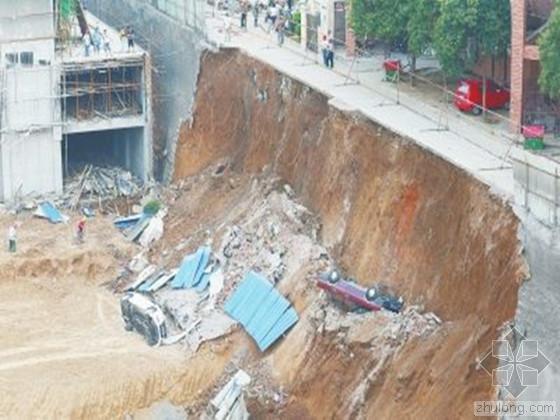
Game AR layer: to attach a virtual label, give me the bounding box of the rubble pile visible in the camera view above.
[312,301,441,349]
[216,183,329,301]
[64,165,145,204]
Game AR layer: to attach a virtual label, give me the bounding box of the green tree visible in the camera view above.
[433,0,510,78]
[539,1,560,98]
[350,0,410,54]
[407,0,439,74]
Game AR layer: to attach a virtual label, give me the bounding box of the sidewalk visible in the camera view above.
[204,14,515,198]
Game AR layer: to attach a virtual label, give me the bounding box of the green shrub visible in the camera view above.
[143,199,162,216]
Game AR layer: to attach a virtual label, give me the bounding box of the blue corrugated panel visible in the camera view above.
[237,277,273,327]
[39,202,64,223]
[258,307,299,351]
[245,289,282,341]
[224,271,298,352]
[252,296,290,343]
[170,252,197,288]
[114,214,142,229]
[224,273,257,315]
[195,272,210,293]
[185,246,211,288]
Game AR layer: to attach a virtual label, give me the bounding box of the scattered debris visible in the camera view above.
[138,211,165,247]
[34,201,66,224]
[224,271,299,352]
[207,370,251,420]
[65,165,143,203]
[171,246,215,291]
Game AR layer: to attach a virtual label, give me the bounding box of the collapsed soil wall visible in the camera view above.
[174,49,527,418]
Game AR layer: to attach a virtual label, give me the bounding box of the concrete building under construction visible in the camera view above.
[0,0,152,201]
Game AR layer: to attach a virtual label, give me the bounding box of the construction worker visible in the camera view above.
[76,217,86,244]
[7,224,16,253]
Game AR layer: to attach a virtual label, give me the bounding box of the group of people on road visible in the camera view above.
[232,0,335,62]
[236,0,291,46]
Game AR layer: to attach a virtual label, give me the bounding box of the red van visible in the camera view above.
[454,79,510,115]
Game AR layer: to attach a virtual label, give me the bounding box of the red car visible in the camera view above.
[454,79,510,115]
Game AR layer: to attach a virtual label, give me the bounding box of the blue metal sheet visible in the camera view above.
[246,291,282,338]
[258,307,299,351]
[252,296,290,343]
[224,273,257,315]
[186,246,211,288]
[225,272,264,319]
[39,202,64,223]
[224,271,298,352]
[237,277,273,327]
[170,252,198,289]
[114,214,142,229]
[195,272,210,293]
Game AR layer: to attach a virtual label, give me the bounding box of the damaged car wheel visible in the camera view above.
[365,287,377,302]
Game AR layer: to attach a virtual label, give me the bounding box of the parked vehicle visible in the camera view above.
[120,292,167,346]
[454,79,510,115]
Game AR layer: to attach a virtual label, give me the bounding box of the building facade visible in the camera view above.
[0,0,63,200]
[0,0,152,202]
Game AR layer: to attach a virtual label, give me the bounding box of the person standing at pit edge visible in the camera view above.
[76,217,86,244]
[240,0,249,30]
[127,27,135,51]
[7,224,16,253]
[326,30,334,69]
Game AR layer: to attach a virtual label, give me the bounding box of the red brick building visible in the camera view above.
[510,0,554,133]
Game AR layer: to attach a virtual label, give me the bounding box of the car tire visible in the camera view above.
[327,270,340,284]
[365,287,377,302]
[472,106,482,116]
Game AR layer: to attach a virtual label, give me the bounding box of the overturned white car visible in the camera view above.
[120,292,167,346]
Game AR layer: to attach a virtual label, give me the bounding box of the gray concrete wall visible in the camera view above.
[513,210,560,413]
[86,0,202,182]
[511,148,560,410]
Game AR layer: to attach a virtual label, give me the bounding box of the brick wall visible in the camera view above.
[510,0,527,134]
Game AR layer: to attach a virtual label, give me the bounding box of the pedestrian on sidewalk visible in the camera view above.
[275,12,286,46]
[7,224,16,253]
[326,31,334,68]
[321,34,328,66]
[224,13,233,42]
[267,1,278,32]
[252,0,260,27]
[240,0,249,30]
[76,217,86,244]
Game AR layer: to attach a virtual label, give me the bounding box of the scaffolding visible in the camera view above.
[62,59,144,122]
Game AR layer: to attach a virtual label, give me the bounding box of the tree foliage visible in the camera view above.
[350,0,511,77]
[350,0,409,46]
[539,1,560,98]
[433,0,510,77]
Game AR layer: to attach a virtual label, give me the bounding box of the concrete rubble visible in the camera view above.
[205,369,251,420]
[64,165,144,202]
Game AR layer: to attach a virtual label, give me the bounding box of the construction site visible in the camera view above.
[0,0,559,419]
